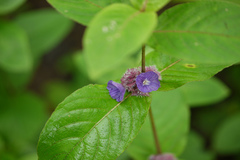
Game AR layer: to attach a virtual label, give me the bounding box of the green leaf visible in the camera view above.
[0,0,25,15]
[73,50,141,83]
[130,0,171,11]
[0,92,47,153]
[148,1,240,64]
[180,77,230,107]
[127,89,189,160]
[14,9,73,61]
[145,51,231,91]
[0,20,32,72]
[84,4,157,80]
[37,84,151,160]
[47,0,131,26]
[180,131,215,160]
[213,112,240,154]
[19,153,38,160]
[172,0,240,5]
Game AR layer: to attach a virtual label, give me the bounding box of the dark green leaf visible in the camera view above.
[47,0,131,26]
[127,89,189,160]
[148,1,240,64]
[130,0,171,11]
[14,9,73,61]
[0,0,25,15]
[145,51,231,91]
[180,131,215,160]
[0,20,32,72]
[213,112,240,154]
[180,78,230,107]
[84,4,157,80]
[0,93,47,153]
[38,84,151,160]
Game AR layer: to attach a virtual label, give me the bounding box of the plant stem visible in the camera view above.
[149,107,162,154]
[142,45,146,73]
[141,45,162,154]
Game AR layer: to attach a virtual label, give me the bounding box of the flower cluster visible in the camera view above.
[107,66,161,102]
[149,153,177,160]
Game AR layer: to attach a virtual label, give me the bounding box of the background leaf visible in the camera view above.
[127,89,189,160]
[148,1,240,64]
[0,0,25,15]
[180,77,230,107]
[84,4,157,80]
[47,0,131,26]
[0,92,47,153]
[14,9,74,61]
[0,20,32,72]
[145,50,230,91]
[130,0,171,11]
[180,131,215,160]
[213,112,240,154]
[38,85,151,160]
[172,0,240,5]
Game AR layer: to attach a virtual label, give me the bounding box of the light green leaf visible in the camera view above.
[0,20,32,72]
[73,50,141,84]
[14,9,73,61]
[145,51,231,91]
[127,89,189,160]
[84,4,157,80]
[47,0,131,26]
[180,77,230,107]
[180,131,215,160]
[213,112,240,154]
[130,0,171,11]
[37,84,151,160]
[0,0,25,15]
[148,1,240,64]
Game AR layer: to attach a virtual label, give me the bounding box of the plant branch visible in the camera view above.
[140,0,149,12]
[141,45,161,154]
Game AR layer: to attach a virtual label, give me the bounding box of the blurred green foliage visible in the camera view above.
[0,0,240,160]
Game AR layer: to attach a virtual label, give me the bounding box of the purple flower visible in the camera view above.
[149,153,177,160]
[136,71,160,93]
[107,80,126,102]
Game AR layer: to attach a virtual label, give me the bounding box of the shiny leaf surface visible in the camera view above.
[38,84,151,160]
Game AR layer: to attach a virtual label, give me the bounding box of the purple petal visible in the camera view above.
[136,71,160,93]
[107,80,126,102]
